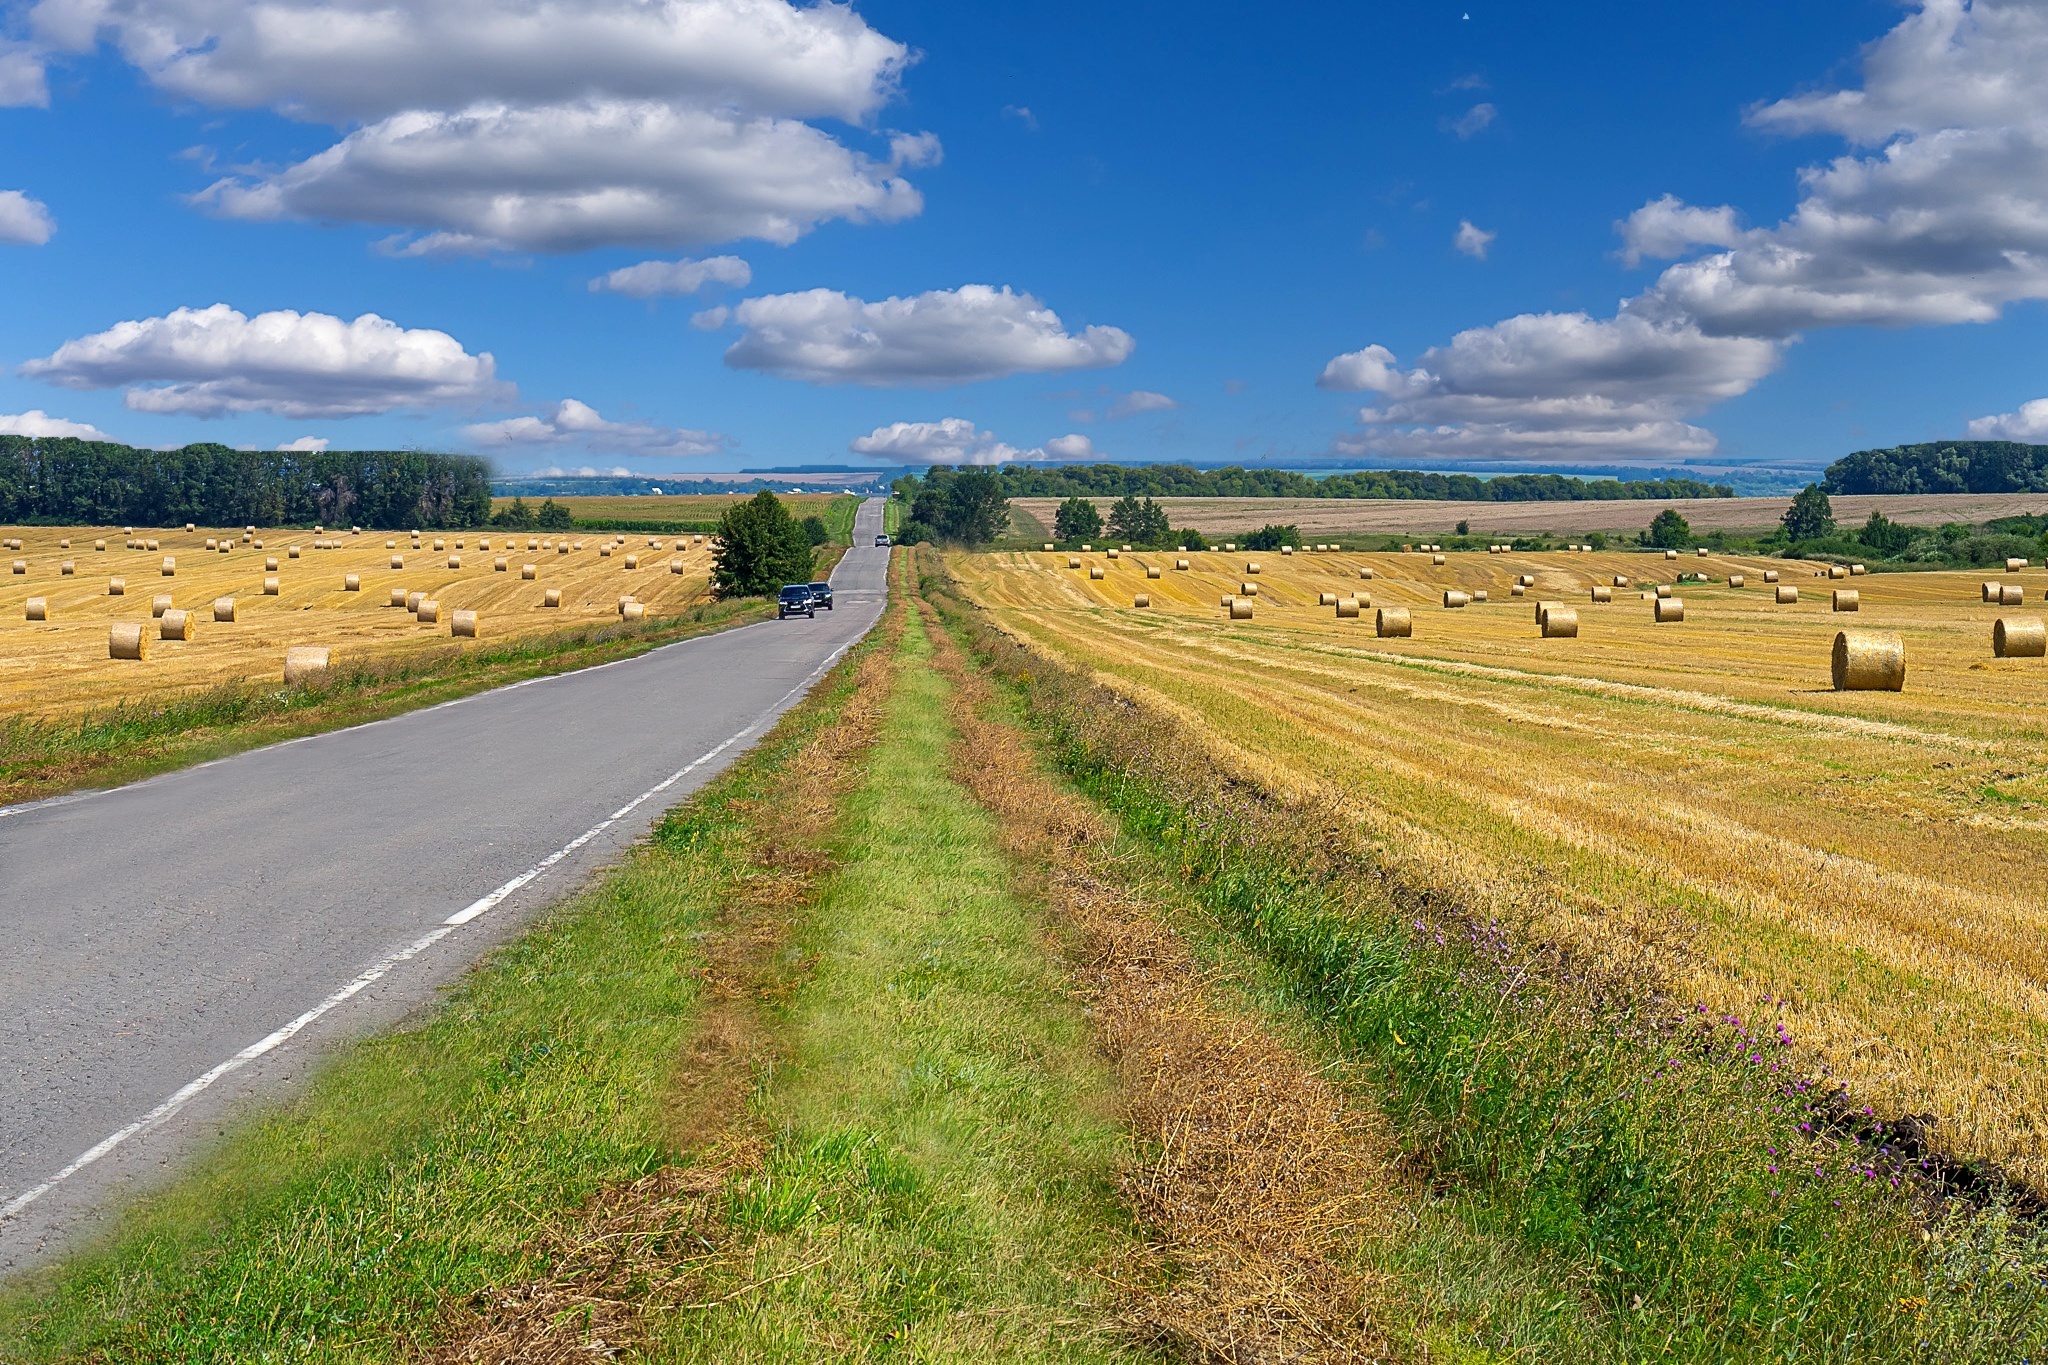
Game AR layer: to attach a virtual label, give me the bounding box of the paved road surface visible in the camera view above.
[0,498,891,1273]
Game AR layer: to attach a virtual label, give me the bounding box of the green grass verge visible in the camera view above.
[820,494,861,546]
[0,599,770,807]
[0,622,876,1363]
[650,601,1145,1361]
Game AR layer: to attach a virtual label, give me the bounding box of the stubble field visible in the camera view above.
[489,492,846,524]
[952,544,2048,1186]
[0,524,723,719]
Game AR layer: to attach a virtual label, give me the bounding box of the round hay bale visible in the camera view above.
[1319,591,1338,606]
[1828,565,1847,579]
[1511,583,1526,596]
[387,554,403,570]
[406,590,427,613]
[532,540,542,551]
[494,556,508,572]
[161,556,175,576]
[1224,543,1236,551]
[252,539,263,550]
[60,559,74,575]
[1335,597,1361,618]
[146,538,160,551]
[433,538,445,551]
[150,592,172,617]
[25,596,46,620]
[2005,557,2030,572]
[1081,544,1093,552]
[416,599,440,623]
[624,553,640,569]
[1175,558,1190,570]
[205,538,216,550]
[648,538,660,549]
[265,557,279,572]
[109,622,147,659]
[1655,584,1672,598]
[1833,629,1904,691]
[1146,565,1161,579]
[1591,585,1612,603]
[218,541,231,554]
[288,545,300,558]
[1177,545,1188,552]
[523,563,538,580]
[621,602,645,622]
[1993,616,2047,658]
[187,523,197,533]
[1654,597,1685,622]
[1229,598,1254,620]
[108,576,125,595]
[258,575,277,596]
[544,587,562,607]
[92,538,105,552]
[1534,598,1563,622]
[1107,549,1119,559]
[1359,567,1374,579]
[1246,561,1261,574]
[1239,581,1259,596]
[452,609,479,638]
[1220,594,1235,608]
[1043,542,1055,551]
[2002,584,2025,606]
[344,573,361,591]
[1281,546,1293,556]
[283,646,330,683]
[58,538,70,550]
[1832,589,1859,612]
[1134,594,1151,608]
[1698,547,1710,557]
[213,596,236,622]
[1068,556,1082,569]
[454,539,464,550]
[388,587,407,607]
[1432,553,1446,565]
[446,554,461,569]
[478,537,490,550]
[1761,568,1778,583]
[1612,574,1629,587]
[1473,589,1489,602]
[1665,549,1678,560]
[1519,574,1535,586]
[1730,574,1746,588]
[1775,585,1799,604]
[12,558,29,575]
[1089,566,1106,580]
[559,543,570,554]
[600,545,613,558]
[1849,563,1867,575]
[1542,607,1579,638]
[1376,607,1412,637]
[386,539,397,549]
[160,608,193,640]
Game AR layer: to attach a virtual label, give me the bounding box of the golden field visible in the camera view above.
[952,545,2048,1183]
[0,524,722,719]
[489,492,846,523]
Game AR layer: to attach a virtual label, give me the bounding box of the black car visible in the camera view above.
[807,581,834,610]
[777,584,815,618]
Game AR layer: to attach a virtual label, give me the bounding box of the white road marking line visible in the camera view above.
[0,626,867,1225]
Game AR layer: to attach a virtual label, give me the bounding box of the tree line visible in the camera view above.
[980,463,1734,501]
[1821,440,2048,495]
[0,437,493,529]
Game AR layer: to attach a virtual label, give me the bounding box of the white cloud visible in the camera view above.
[277,435,328,450]
[21,303,507,418]
[1002,104,1038,131]
[0,409,109,438]
[1323,0,2048,462]
[1966,397,2048,440]
[1106,389,1177,419]
[589,254,751,298]
[1042,433,1099,460]
[531,463,634,477]
[849,417,1024,466]
[465,398,727,458]
[0,190,55,244]
[721,284,1135,386]
[1453,219,1495,259]
[1448,102,1496,139]
[0,46,47,106]
[196,103,937,254]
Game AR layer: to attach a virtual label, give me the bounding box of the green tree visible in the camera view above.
[535,497,574,529]
[1781,484,1835,540]
[1455,518,1470,535]
[710,490,814,598]
[1241,523,1301,551]
[1643,508,1692,548]
[1174,526,1210,550]
[1053,495,1103,542]
[1105,494,1171,544]
[906,467,1011,545]
[800,514,830,547]
[491,495,537,528]
[1859,509,1913,556]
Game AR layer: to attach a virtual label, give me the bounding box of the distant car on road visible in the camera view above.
[777,584,816,619]
[807,581,834,610]
[875,533,891,547]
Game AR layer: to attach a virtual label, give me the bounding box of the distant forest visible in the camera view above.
[1821,441,2048,495]
[985,464,1736,501]
[0,437,493,528]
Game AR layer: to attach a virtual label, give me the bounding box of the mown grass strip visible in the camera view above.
[650,601,1148,1362]
[0,613,877,1364]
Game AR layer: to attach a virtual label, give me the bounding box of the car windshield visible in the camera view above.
[809,582,829,590]
[779,586,808,598]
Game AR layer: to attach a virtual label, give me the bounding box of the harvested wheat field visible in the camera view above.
[0,524,721,718]
[952,545,2048,1186]
[489,492,845,523]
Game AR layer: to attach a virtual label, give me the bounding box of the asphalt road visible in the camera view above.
[0,498,891,1273]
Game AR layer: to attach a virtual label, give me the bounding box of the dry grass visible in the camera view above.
[489,493,845,523]
[0,523,722,718]
[934,623,1397,1363]
[1010,492,2048,537]
[950,546,2048,1189]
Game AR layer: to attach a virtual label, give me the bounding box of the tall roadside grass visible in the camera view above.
[921,555,2048,1361]
[0,598,767,805]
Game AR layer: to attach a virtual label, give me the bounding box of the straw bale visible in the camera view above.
[1612,574,1629,587]
[1655,597,1685,622]
[150,593,172,617]
[1133,594,1151,608]
[1591,585,1612,603]
[60,559,74,574]
[1069,555,1082,569]
[1763,569,1778,582]
[1432,553,1446,565]
[265,557,278,572]
[1993,617,2047,658]
[24,596,46,620]
[1147,565,1162,578]
[1832,589,1859,612]
[494,556,508,572]
[1359,567,1374,579]
[2006,557,2030,572]
[1175,558,1190,570]
[1090,566,1105,580]
[416,599,440,623]
[1043,542,1055,551]
[1319,591,1338,606]
[1698,547,1710,556]
[1122,544,1132,551]
[544,587,562,607]
[9,559,23,576]
[161,556,175,576]
[345,573,361,591]
[252,539,262,549]
[1851,564,1867,576]
[1229,598,1254,620]
[1833,629,1904,691]
[1519,573,1535,586]
[160,608,193,640]
[1730,574,1746,588]
[1511,583,1526,596]
[1225,542,1237,551]
[452,609,479,638]
[218,541,231,554]
[108,576,124,595]
[1534,598,1563,622]
[1082,544,1092,551]
[1281,546,1292,555]
[2000,583,2024,605]
[524,563,538,580]
[386,587,406,607]
[1474,589,1489,602]
[1246,561,1261,573]
[406,590,427,612]
[93,538,105,552]
[1239,581,1259,596]
[283,646,330,683]
[1107,549,1119,559]
[147,538,159,551]
[205,538,217,550]
[455,539,464,549]
[1776,585,1799,604]
[532,540,542,551]
[1336,597,1361,618]
[109,622,147,660]
[559,543,570,554]
[433,538,445,551]
[478,537,490,550]
[1656,583,1672,598]
[1376,606,1412,637]
[1177,545,1187,552]
[288,545,300,558]
[1220,595,1235,608]
[1542,607,1579,638]
[213,596,236,622]
[1829,565,1847,579]
[625,553,639,569]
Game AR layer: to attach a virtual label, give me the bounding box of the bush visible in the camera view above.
[536,497,574,530]
[710,491,814,598]
[1241,523,1301,551]
[1052,496,1103,542]
[1782,484,1836,541]
[905,467,1009,546]
[800,515,830,547]
[1642,508,1692,548]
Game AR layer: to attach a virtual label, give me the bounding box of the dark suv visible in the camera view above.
[807,581,834,610]
[777,584,815,618]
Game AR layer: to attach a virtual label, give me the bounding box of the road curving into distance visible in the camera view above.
[0,497,891,1273]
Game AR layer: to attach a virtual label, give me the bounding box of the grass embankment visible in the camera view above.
[926,551,2048,1361]
[0,600,769,806]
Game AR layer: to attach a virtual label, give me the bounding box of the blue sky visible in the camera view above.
[3,0,2047,479]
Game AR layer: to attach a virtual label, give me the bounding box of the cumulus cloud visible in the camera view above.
[1453,219,1495,259]
[1324,0,2048,462]
[589,254,751,298]
[0,409,109,438]
[30,0,935,253]
[720,284,1134,386]
[1043,433,1099,460]
[0,190,55,244]
[847,417,1100,466]
[0,45,46,106]
[465,398,727,458]
[1107,389,1177,419]
[21,303,507,418]
[277,435,328,450]
[1447,102,1496,139]
[1966,397,2048,440]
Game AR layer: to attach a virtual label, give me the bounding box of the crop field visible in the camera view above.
[489,492,847,524]
[0,523,723,719]
[1010,490,2048,538]
[952,545,2048,1186]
